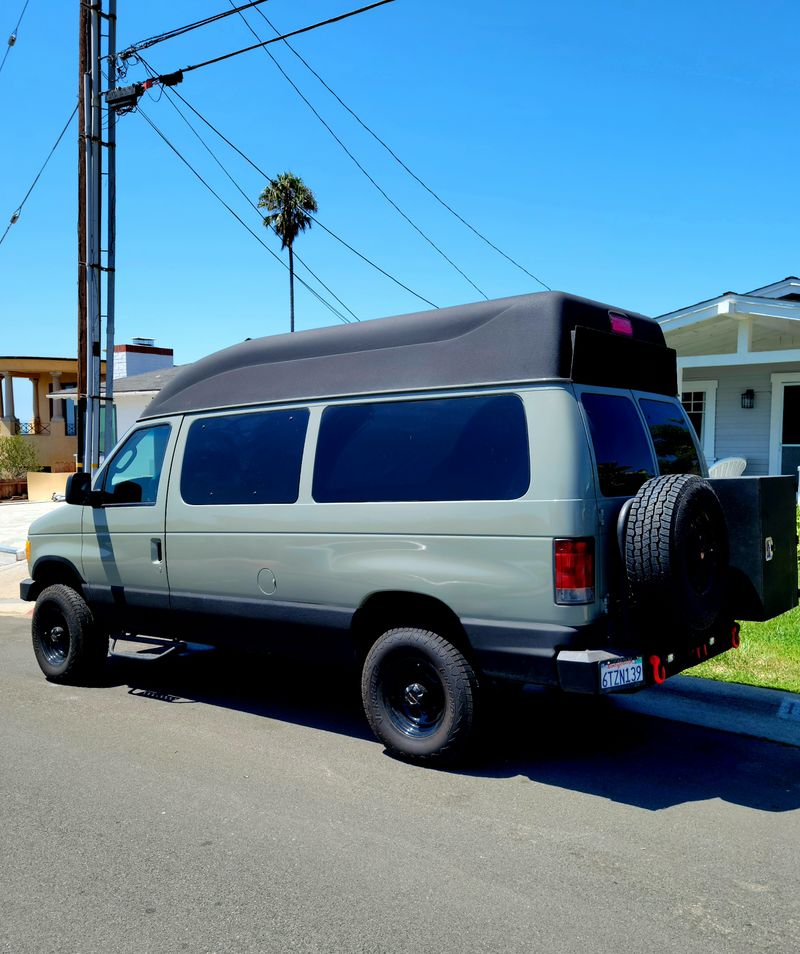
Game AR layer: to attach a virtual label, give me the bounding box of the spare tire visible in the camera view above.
[623,474,729,634]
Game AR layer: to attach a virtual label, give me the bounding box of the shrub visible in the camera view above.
[0,435,42,479]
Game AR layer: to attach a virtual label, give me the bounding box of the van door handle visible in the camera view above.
[150,538,163,564]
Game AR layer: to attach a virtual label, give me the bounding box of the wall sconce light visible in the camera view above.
[741,389,755,409]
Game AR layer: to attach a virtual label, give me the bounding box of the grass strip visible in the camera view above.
[688,605,800,693]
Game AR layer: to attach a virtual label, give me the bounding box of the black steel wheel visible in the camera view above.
[624,474,729,635]
[31,584,109,684]
[361,627,479,765]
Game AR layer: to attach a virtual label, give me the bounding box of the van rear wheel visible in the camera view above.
[32,584,109,684]
[361,628,479,765]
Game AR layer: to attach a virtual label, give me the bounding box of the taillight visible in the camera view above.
[554,538,595,604]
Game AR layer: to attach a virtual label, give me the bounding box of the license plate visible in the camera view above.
[600,656,644,691]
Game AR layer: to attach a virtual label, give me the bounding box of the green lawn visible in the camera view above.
[687,605,800,693]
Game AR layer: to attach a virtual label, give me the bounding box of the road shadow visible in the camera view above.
[107,646,800,814]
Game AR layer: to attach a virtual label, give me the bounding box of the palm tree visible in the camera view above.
[258,172,318,333]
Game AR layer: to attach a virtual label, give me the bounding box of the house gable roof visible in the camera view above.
[657,278,800,360]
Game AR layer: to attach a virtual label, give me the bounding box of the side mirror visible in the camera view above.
[64,472,92,506]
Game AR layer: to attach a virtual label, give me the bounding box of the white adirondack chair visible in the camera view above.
[708,457,747,479]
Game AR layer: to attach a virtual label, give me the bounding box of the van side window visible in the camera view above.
[101,424,171,506]
[639,399,702,476]
[581,393,654,497]
[313,394,529,503]
[181,409,308,505]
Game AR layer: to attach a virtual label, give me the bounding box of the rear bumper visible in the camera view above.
[556,622,741,694]
[464,615,741,693]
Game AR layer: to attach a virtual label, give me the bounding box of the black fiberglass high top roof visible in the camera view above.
[141,291,673,419]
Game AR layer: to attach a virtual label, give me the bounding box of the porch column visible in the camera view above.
[31,377,40,430]
[1,372,15,424]
[49,371,64,422]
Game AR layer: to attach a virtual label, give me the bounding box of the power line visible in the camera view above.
[136,55,438,309]
[0,0,31,78]
[249,3,551,291]
[231,3,489,300]
[137,107,354,326]
[136,56,360,323]
[0,103,77,248]
[120,1,273,61]
[170,1,396,78]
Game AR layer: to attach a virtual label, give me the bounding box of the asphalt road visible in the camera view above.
[1,617,799,954]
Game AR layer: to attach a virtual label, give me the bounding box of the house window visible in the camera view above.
[679,380,717,464]
[681,391,705,443]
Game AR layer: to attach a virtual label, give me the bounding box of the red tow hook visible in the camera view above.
[731,623,741,649]
[649,654,667,685]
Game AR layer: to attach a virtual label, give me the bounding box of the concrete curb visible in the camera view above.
[610,674,800,748]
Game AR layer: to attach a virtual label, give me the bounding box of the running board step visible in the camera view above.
[110,634,188,662]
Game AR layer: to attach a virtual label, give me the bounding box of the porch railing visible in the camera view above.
[15,421,50,436]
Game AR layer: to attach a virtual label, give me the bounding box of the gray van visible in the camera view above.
[21,292,798,763]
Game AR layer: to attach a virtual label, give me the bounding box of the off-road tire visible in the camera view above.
[624,474,728,634]
[31,584,109,684]
[361,628,479,765]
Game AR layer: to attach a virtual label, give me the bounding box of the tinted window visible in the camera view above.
[181,409,308,505]
[101,425,171,505]
[640,399,702,476]
[313,395,529,503]
[581,393,654,497]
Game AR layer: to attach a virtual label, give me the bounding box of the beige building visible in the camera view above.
[0,356,105,472]
[1,339,173,473]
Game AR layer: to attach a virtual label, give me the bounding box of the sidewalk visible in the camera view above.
[610,675,800,748]
[0,500,63,565]
[0,561,32,617]
[0,500,62,617]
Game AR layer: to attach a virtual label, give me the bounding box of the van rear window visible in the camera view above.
[181,409,308,505]
[581,393,654,497]
[313,394,529,503]
[639,399,702,476]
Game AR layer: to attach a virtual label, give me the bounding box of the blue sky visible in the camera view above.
[1,0,798,371]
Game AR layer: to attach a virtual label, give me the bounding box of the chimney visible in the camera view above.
[113,338,174,379]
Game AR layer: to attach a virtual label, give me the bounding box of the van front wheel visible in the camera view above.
[361,628,479,765]
[31,584,109,684]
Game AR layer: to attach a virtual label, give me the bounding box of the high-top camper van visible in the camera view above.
[22,292,798,763]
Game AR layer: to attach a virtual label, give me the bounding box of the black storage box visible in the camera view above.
[709,476,798,622]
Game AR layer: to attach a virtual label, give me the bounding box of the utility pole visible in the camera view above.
[83,0,102,473]
[76,2,88,471]
[104,0,117,460]
[79,0,116,474]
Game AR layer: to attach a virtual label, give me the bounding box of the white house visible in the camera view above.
[657,277,800,476]
[111,339,179,438]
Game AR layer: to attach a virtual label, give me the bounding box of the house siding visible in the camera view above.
[684,362,798,475]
